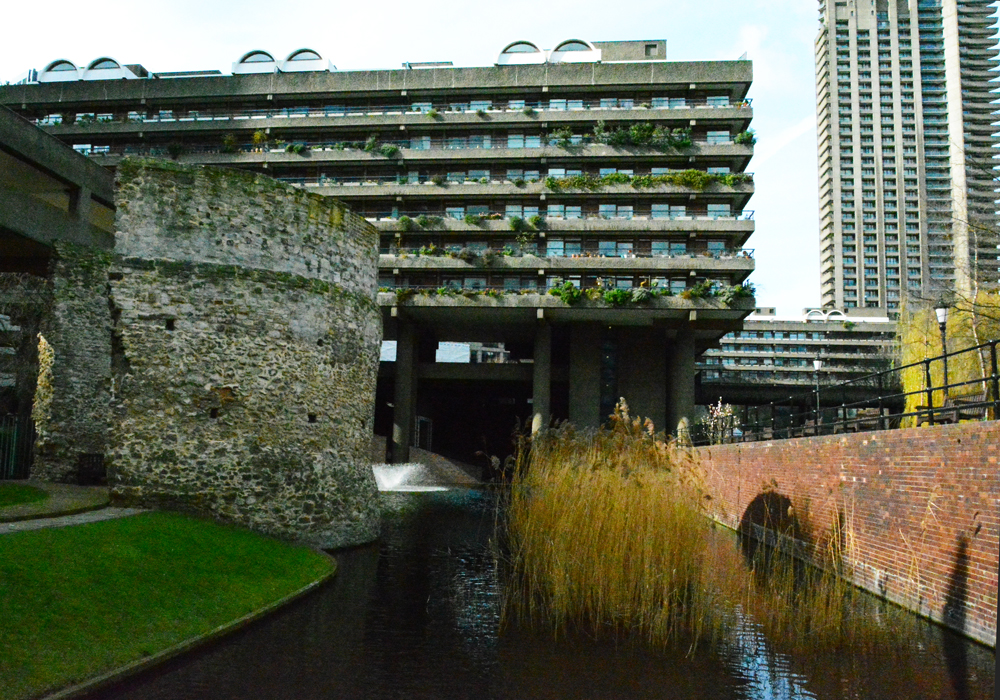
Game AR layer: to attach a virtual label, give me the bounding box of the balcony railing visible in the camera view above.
[694,339,999,444]
[78,134,749,160]
[365,210,756,222]
[384,247,755,260]
[44,98,752,128]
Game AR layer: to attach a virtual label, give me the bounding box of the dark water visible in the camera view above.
[88,490,994,700]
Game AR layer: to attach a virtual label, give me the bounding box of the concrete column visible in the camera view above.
[569,323,601,429]
[531,322,552,433]
[390,322,416,463]
[617,327,666,432]
[667,329,696,442]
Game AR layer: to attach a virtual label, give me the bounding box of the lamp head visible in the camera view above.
[813,358,823,371]
[935,306,948,326]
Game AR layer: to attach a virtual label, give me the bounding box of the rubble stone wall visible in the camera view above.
[108,159,381,548]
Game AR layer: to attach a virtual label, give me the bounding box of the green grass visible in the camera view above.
[0,483,49,508]
[0,511,335,700]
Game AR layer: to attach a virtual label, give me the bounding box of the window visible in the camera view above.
[706,203,731,218]
[547,204,565,218]
[470,100,492,111]
[410,102,433,113]
[706,95,730,107]
[507,134,525,149]
[446,207,465,219]
[706,131,730,144]
[645,43,659,57]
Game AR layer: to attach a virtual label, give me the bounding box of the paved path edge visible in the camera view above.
[0,502,110,524]
[38,550,339,700]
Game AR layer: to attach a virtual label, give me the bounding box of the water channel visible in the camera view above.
[88,489,994,700]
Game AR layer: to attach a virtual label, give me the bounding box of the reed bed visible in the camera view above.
[498,401,904,655]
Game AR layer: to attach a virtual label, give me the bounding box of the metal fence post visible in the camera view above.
[924,358,934,426]
[991,339,999,419]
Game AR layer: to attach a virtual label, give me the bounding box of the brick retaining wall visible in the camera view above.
[696,422,999,647]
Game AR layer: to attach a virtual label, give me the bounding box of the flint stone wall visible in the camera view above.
[109,159,381,548]
[31,245,112,482]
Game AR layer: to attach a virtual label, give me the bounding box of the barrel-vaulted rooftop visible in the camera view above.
[1,61,753,109]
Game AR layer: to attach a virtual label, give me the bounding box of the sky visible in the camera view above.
[1,0,823,315]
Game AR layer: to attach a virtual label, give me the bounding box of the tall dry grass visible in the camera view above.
[498,401,904,655]
[499,401,725,649]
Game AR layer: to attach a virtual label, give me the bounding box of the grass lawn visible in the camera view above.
[0,483,49,508]
[0,511,335,700]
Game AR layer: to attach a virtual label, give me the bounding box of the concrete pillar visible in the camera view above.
[667,329,696,442]
[531,322,552,433]
[569,323,601,429]
[617,327,667,432]
[390,322,416,463]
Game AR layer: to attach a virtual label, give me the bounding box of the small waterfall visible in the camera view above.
[372,464,449,492]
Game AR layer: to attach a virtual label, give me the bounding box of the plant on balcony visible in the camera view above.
[528,214,545,229]
[397,215,416,232]
[630,286,653,303]
[427,108,440,119]
[455,248,478,264]
[221,134,239,153]
[430,174,446,186]
[464,213,484,226]
[681,280,716,300]
[593,121,693,151]
[512,178,527,188]
[717,282,756,304]
[481,249,501,267]
[285,142,310,155]
[479,177,489,184]
[548,280,584,305]
[379,144,400,158]
[394,288,417,302]
[602,288,633,306]
[476,109,487,117]
[522,106,536,116]
[734,129,757,146]
[549,126,575,148]
[509,216,526,232]
[251,130,269,151]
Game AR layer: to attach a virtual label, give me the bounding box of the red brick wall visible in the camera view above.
[696,422,999,647]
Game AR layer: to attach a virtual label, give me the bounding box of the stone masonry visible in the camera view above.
[106,159,382,548]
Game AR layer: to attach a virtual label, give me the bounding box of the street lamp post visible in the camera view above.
[935,305,949,398]
[813,357,823,430]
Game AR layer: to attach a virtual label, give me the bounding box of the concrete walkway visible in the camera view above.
[0,480,145,534]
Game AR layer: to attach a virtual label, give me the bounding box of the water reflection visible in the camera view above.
[86,490,995,700]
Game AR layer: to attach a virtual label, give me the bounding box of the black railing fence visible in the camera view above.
[694,339,999,445]
[0,413,34,479]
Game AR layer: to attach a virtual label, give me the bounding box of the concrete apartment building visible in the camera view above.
[0,40,757,461]
[698,306,896,407]
[815,0,999,313]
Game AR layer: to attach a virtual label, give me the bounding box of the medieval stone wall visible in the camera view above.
[31,244,112,482]
[107,159,382,548]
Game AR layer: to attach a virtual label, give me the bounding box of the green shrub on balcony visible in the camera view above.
[593,121,693,150]
[734,130,757,146]
[464,213,484,226]
[397,215,416,232]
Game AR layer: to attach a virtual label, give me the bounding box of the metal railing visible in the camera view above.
[46,98,752,127]
[78,135,749,158]
[384,246,755,260]
[696,339,999,444]
[0,413,34,480]
[365,210,756,222]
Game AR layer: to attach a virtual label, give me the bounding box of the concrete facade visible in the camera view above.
[2,41,758,459]
[815,0,999,312]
